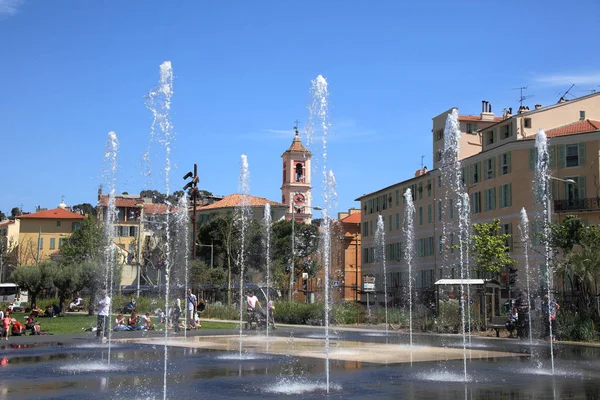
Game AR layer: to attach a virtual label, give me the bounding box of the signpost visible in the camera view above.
[363,275,375,316]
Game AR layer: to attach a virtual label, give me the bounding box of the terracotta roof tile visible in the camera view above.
[0,220,15,227]
[196,194,285,211]
[545,119,600,137]
[458,115,504,122]
[340,212,361,224]
[143,203,169,215]
[282,133,311,155]
[16,208,85,220]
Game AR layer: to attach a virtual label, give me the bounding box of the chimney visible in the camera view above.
[481,100,485,113]
[518,106,527,114]
[534,104,542,110]
[423,166,428,174]
[509,107,513,115]
[480,100,495,121]
[415,169,423,177]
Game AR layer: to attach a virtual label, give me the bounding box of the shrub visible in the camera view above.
[274,302,323,325]
[204,303,239,320]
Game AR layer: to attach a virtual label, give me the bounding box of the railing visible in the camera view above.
[554,198,600,212]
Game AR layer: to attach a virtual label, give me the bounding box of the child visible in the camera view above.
[2,313,12,341]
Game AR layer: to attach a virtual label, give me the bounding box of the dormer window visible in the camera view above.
[486,130,495,145]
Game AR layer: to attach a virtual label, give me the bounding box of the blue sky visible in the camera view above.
[1,0,599,217]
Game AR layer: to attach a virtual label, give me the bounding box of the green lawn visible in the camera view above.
[10,313,238,335]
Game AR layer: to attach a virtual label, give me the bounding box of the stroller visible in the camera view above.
[245,307,268,330]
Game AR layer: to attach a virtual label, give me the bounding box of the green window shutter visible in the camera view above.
[558,144,566,168]
[468,165,474,185]
[508,183,512,206]
[492,157,496,178]
[484,190,489,211]
[497,154,502,175]
[578,142,586,166]
[549,145,555,168]
[477,161,482,182]
[483,160,489,179]
[579,176,586,199]
[507,151,511,174]
[529,148,536,170]
[491,187,496,209]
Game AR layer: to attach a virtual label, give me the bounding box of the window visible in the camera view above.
[437,150,442,162]
[129,226,137,237]
[435,129,444,140]
[449,199,454,219]
[59,238,65,248]
[470,191,481,214]
[502,223,513,251]
[427,179,432,197]
[438,200,442,221]
[419,206,423,225]
[500,183,512,208]
[362,222,368,237]
[71,222,81,232]
[388,215,392,232]
[427,204,432,224]
[396,213,400,230]
[56,221,62,227]
[485,157,495,180]
[437,175,442,188]
[418,182,423,200]
[465,123,477,134]
[524,118,531,128]
[580,110,585,120]
[395,189,399,206]
[38,237,43,250]
[485,188,496,211]
[470,162,481,184]
[50,238,56,250]
[501,124,511,139]
[565,176,586,206]
[466,123,472,133]
[450,233,455,254]
[566,144,579,167]
[438,235,443,255]
[460,167,466,186]
[499,152,511,175]
[486,130,495,145]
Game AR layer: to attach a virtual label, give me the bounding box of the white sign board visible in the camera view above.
[363,283,375,291]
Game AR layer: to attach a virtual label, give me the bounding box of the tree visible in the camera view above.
[71,203,97,217]
[10,207,22,218]
[0,210,6,220]
[189,259,226,291]
[471,219,515,276]
[48,262,81,312]
[10,261,54,307]
[60,215,103,264]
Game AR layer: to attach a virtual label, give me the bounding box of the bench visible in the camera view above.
[487,316,506,337]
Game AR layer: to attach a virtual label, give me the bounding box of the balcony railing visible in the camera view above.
[553,198,600,212]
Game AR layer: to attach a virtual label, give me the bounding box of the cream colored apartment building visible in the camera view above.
[357,93,600,305]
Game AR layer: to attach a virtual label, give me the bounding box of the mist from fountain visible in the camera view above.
[374,215,389,337]
[102,131,119,363]
[519,208,534,347]
[457,192,470,379]
[145,60,174,400]
[308,74,337,394]
[534,129,555,374]
[263,203,272,340]
[403,188,415,347]
[237,154,251,358]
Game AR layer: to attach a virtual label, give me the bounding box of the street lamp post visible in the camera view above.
[289,201,321,302]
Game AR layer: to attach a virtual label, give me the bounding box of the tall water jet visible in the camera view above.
[263,203,272,339]
[457,192,470,380]
[308,74,337,394]
[102,131,119,363]
[519,207,534,346]
[403,189,415,346]
[534,128,555,374]
[237,155,251,357]
[174,194,190,337]
[145,60,174,400]
[374,215,388,337]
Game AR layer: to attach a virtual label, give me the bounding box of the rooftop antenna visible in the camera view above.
[558,83,575,102]
[293,119,300,135]
[512,86,534,107]
[580,85,599,94]
[420,155,425,169]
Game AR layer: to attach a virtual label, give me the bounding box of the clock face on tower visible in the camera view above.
[293,193,305,204]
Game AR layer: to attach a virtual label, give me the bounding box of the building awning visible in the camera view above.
[434,279,500,287]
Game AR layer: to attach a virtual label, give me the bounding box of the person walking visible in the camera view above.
[97,290,111,340]
[186,289,197,329]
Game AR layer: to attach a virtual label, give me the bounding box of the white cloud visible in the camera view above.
[534,72,600,86]
[0,0,24,16]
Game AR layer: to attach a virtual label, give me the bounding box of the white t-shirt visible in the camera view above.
[247,295,259,309]
[98,296,111,316]
[187,294,197,311]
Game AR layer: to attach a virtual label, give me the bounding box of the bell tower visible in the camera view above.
[281,123,313,223]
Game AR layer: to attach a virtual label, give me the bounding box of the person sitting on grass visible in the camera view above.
[127,312,142,330]
[31,305,43,318]
[114,314,130,331]
[25,315,41,335]
[11,319,25,336]
[69,296,84,312]
[141,313,154,330]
